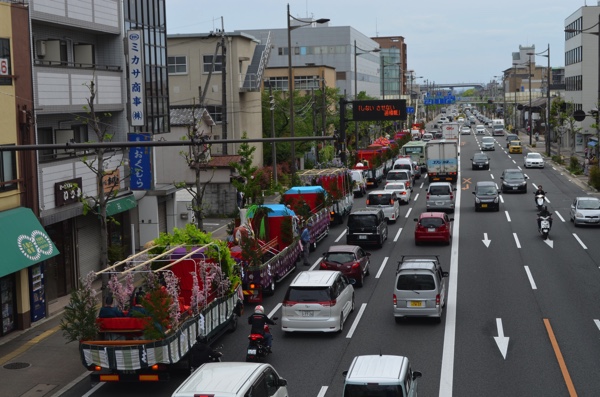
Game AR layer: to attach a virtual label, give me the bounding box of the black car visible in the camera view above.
[500,169,528,193]
[346,208,388,248]
[473,181,500,211]
[471,153,490,170]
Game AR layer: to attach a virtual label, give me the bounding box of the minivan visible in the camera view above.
[366,190,400,223]
[171,362,288,397]
[393,256,448,323]
[343,355,422,397]
[346,208,388,248]
[426,182,456,213]
[386,169,413,191]
[393,158,416,180]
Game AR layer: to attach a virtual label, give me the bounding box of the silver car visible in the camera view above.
[481,136,495,151]
[524,152,545,168]
[426,182,456,213]
[570,197,600,226]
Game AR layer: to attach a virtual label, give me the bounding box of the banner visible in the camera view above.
[128,133,152,190]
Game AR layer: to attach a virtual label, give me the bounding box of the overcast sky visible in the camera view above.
[166,0,585,85]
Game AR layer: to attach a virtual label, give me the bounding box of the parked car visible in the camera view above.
[481,136,495,151]
[500,169,528,193]
[524,152,545,168]
[384,182,412,204]
[414,212,453,245]
[281,270,354,333]
[508,140,523,154]
[473,181,500,212]
[320,245,371,287]
[426,182,456,213]
[346,208,388,248]
[570,197,600,226]
[471,153,490,170]
[366,190,400,224]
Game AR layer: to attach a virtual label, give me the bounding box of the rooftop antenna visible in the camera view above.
[375,18,379,37]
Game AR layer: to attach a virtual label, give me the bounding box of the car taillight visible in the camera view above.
[390,199,394,204]
[401,191,406,195]
[436,294,440,306]
[320,300,336,307]
[366,199,370,205]
[426,193,430,200]
[450,193,454,200]
[320,262,328,269]
[351,262,360,269]
[283,300,297,307]
[393,294,397,305]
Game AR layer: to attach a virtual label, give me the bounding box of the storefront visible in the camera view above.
[0,207,59,336]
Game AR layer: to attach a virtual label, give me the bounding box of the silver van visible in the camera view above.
[426,182,456,213]
[366,190,400,223]
[393,256,448,323]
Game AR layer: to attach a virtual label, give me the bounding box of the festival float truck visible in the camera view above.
[296,168,354,225]
[353,148,385,188]
[65,226,243,383]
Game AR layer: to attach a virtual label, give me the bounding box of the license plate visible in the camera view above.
[409,301,423,307]
[359,235,367,240]
[481,204,488,208]
[247,349,257,355]
[301,310,314,317]
[428,227,435,232]
[478,165,483,168]
[435,201,444,205]
[512,187,517,190]
[587,219,599,223]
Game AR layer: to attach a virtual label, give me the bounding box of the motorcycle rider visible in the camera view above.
[537,205,553,230]
[189,335,221,370]
[248,305,275,351]
[533,185,546,204]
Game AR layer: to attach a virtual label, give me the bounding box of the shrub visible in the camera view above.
[568,156,583,175]
[589,166,600,189]
[551,155,564,165]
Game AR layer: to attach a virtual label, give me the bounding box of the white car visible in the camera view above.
[282,270,354,333]
[384,182,412,204]
[524,152,545,168]
[460,126,471,135]
[476,125,486,134]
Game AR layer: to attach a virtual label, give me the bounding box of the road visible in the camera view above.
[4,126,600,397]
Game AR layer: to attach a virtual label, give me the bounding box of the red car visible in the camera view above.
[414,212,453,245]
[320,245,371,287]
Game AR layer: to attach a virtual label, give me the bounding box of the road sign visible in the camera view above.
[0,58,8,76]
[406,107,414,114]
[353,99,407,121]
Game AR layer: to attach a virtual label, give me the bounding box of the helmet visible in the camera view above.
[255,305,264,314]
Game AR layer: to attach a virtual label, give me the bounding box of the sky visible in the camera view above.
[166,0,584,85]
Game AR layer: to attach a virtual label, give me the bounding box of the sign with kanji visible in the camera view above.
[128,133,152,190]
[127,30,145,127]
[353,100,407,121]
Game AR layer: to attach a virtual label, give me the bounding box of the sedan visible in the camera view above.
[414,212,453,245]
[384,182,412,204]
[476,125,486,134]
[481,136,495,151]
[320,245,371,287]
[460,126,471,135]
[524,152,545,168]
[570,197,600,226]
[471,153,490,170]
[500,169,528,193]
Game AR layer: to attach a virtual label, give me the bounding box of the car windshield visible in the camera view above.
[394,164,411,172]
[482,138,493,143]
[477,185,497,195]
[420,217,444,227]
[578,199,600,210]
[348,215,377,228]
[473,154,487,161]
[324,252,355,263]
[527,153,542,159]
[429,186,450,195]
[285,287,331,302]
[385,184,405,191]
[368,194,392,205]
[387,172,409,180]
[397,274,435,291]
[343,384,404,397]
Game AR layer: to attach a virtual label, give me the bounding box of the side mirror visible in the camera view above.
[272,316,279,321]
[278,378,288,387]
[366,252,372,257]
[449,218,454,222]
[500,176,504,180]
[342,370,349,378]
[472,191,476,195]
[413,371,423,380]
[413,218,418,222]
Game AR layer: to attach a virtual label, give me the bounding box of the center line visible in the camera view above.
[513,233,521,248]
[505,211,511,222]
[405,207,412,218]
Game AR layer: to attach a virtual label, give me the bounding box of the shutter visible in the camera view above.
[77,215,102,277]
[158,201,167,234]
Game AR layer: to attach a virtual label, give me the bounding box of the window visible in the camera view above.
[266,76,288,91]
[203,54,223,73]
[167,56,187,74]
[397,274,435,291]
[206,105,222,123]
[0,148,17,192]
[295,75,320,90]
[38,125,89,162]
[0,38,11,86]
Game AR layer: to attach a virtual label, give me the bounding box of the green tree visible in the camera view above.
[230,132,263,206]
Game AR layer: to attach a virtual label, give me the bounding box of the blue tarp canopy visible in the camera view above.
[588,141,597,147]
[284,186,327,195]
[247,204,296,218]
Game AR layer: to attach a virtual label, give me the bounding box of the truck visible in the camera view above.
[75,227,243,383]
[441,122,459,140]
[297,168,354,225]
[492,119,505,136]
[354,148,385,188]
[425,139,459,183]
[401,140,428,174]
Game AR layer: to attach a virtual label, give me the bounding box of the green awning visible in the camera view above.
[105,194,137,216]
[0,207,59,278]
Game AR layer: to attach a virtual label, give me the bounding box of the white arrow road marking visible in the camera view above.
[482,233,491,247]
[524,266,537,289]
[554,211,565,222]
[544,239,554,248]
[505,211,512,222]
[376,257,388,279]
[335,229,347,242]
[573,233,588,249]
[317,386,328,397]
[513,233,521,248]
[393,228,403,242]
[405,207,413,218]
[494,318,510,359]
[594,319,600,332]
[413,193,420,201]
[346,303,367,338]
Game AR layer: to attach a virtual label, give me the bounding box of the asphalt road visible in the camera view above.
[4,125,600,397]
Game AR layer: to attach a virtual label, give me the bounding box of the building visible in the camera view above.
[371,36,407,99]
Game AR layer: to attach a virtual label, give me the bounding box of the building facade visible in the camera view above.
[371,36,407,99]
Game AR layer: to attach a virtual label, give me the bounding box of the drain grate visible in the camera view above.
[4,362,31,370]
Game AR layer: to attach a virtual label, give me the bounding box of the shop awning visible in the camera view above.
[105,194,137,216]
[588,141,597,147]
[0,207,59,278]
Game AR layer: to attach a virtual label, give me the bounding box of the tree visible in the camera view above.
[550,99,581,158]
[230,132,263,206]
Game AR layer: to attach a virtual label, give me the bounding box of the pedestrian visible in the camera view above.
[585,147,589,159]
[301,222,312,266]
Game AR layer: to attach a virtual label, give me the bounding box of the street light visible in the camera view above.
[512,63,519,132]
[527,45,551,155]
[287,3,329,178]
[354,41,380,150]
[565,17,600,159]
[527,60,532,146]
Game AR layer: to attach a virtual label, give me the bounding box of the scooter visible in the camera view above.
[538,215,552,240]
[246,319,277,362]
[535,194,545,211]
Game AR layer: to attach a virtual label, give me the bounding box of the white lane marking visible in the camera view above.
[490,173,495,179]
[552,166,557,171]
[203,222,220,226]
[439,153,461,397]
[82,383,104,397]
[508,155,512,159]
[594,319,600,332]
[52,370,94,397]
[554,211,565,222]
[524,173,530,179]
[513,233,521,248]
[405,207,413,218]
[524,266,537,289]
[268,303,282,318]
[544,196,551,203]
[532,183,538,190]
[517,165,522,170]
[376,257,389,279]
[413,193,420,201]
[573,233,588,249]
[419,182,424,189]
[317,386,328,397]
[393,228,403,242]
[335,229,347,242]
[505,211,511,222]
[512,159,516,164]
[346,303,367,339]
[309,258,323,271]
[499,195,505,204]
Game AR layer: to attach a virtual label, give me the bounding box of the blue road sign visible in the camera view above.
[406,106,415,114]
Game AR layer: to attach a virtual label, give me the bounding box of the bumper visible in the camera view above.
[347,234,381,246]
[394,305,442,318]
[475,201,499,211]
[281,316,340,332]
[502,184,527,193]
[525,162,544,168]
[573,217,600,226]
[426,202,455,211]
[415,232,450,242]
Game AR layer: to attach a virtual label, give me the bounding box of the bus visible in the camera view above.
[401,141,428,173]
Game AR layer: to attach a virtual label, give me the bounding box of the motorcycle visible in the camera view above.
[535,194,545,211]
[246,318,277,362]
[538,215,552,240]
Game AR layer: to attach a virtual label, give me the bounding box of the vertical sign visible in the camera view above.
[127,30,145,127]
[128,133,152,190]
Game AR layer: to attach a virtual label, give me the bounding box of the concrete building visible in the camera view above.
[371,36,407,99]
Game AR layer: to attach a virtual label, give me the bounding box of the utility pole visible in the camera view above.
[268,83,277,184]
[220,26,228,155]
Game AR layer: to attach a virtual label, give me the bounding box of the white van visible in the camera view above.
[171,362,289,397]
[366,190,401,223]
[393,158,416,180]
[343,354,422,397]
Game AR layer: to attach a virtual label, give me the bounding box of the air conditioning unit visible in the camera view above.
[36,40,46,58]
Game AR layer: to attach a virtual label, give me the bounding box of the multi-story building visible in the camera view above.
[371,36,407,99]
